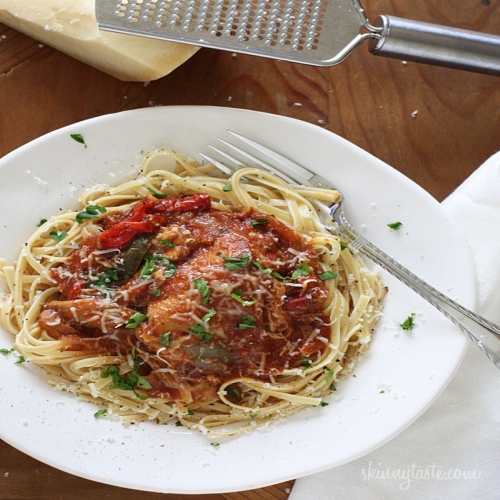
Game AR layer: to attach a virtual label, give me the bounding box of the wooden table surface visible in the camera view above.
[0,1,499,499]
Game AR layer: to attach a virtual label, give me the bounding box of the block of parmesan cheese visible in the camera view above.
[0,0,199,81]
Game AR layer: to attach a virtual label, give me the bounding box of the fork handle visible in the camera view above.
[369,15,500,76]
[337,221,500,368]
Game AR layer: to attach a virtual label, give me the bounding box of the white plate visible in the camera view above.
[0,106,473,494]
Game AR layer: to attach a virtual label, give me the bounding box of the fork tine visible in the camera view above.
[226,131,316,185]
[207,146,246,169]
[222,131,336,191]
[216,136,297,184]
[202,144,299,190]
[198,152,234,176]
[202,131,336,191]
[199,140,292,184]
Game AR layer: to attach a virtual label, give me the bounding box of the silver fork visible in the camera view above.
[200,130,500,369]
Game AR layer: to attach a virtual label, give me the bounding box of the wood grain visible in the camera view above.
[0,1,499,498]
[0,440,292,500]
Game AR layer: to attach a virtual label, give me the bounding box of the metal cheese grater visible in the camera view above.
[95,0,500,75]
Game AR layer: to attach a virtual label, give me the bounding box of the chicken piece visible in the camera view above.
[138,296,194,346]
[39,298,136,338]
[152,224,200,260]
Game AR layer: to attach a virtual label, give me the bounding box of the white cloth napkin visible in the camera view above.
[289,152,500,500]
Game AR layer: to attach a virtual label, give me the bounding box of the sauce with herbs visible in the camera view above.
[40,193,330,403]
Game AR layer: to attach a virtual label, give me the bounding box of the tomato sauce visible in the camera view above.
[40,193,331,403]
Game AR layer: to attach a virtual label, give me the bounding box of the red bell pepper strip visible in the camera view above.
[98,217,161,249]
[98,192,211,249]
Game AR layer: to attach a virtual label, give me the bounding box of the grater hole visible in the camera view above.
[115,0,327,51]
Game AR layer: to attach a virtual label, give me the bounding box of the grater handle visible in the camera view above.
[369,15,500,75]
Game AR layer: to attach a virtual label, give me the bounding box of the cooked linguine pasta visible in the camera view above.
[0,150,386,437]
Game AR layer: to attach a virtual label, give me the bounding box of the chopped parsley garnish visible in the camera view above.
[223,252,250,270]
[201,307,217,322]
[159,332,171,348]
[252,259,274,275]
[227,387,240,398]
[291,262,311,280]
[159,239,176,248]
[339,240,348,251]
[140,254,176,280]
[237,316,256,329]
[49,231,67,243]
[125,312,148,329]
[231,288,256,306]
[222,184,232,192]
[252,259,312,281]
[301,356,312,370]
[319,401,329,407]
[70,133,87,148]
[193,278,211,304]
[1,348,23,364]
[210,442,220,447]
[272,270,289,280]
[318,270,338,281]
[251,217,268,227]
[324,367,334,382]
[75,205,107,224]
[329,384,337,391]
[94,409,108,418]
[163,262,177,277]
[380,390,385,394]
[400,313,416,331]
[387,221,403,230]
[100,347,151,397]
[95,269,119,287]
[189,323,213,341]
[37,218,47,227]
[140,255,158,279]
[146,187,168,198]
[150,289,162,297]
[251,260,289,280]
[189,308,216,341]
